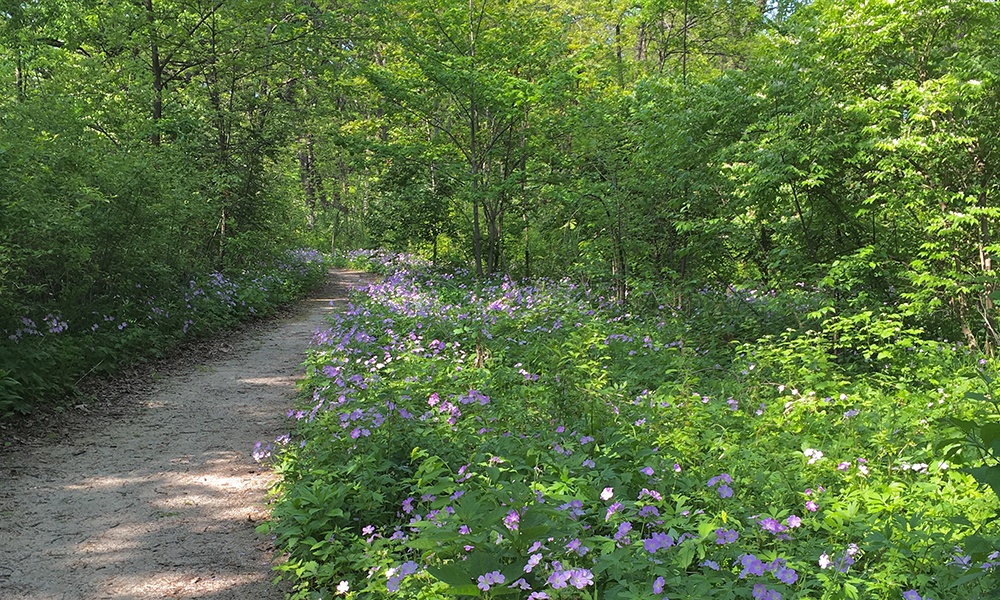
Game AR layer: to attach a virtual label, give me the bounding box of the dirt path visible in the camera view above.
[0,269,371,600]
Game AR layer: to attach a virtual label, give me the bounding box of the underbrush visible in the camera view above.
[0,248,332,418]
[261,251,1000,600]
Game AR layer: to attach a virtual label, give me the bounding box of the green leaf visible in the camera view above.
[453,493,483,523]
[982,423,1000,457]
[949,418,979,434]
[961,534,996,557]
[965,392,992,404]
[406,536,444,550]
[964,465,1000,500]
[427,564,474,587]
[677,544,696,569]
[844,582,859,599]
[445,584,483,596]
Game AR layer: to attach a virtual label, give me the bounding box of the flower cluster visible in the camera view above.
[755,514,801,540]
[262,252,996,600]
[819,543,860,573]
[476,570,505,591]
[715,528,739,545]
[386,561,420,592]
[707,473,734,498]
[547,567,594,589]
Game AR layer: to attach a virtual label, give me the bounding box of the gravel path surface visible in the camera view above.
[0,269,371,600]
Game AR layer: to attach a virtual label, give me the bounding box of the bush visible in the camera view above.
[0,249,332,418]
[262,254,1000,600]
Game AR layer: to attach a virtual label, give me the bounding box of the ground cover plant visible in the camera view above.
[0,249,332,418]
[262,251,1000,600]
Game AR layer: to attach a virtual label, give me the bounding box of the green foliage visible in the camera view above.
[7,0,1000,592]
[0,250,332,417]
[0,0,342,415]
[263,254,1000,600]
[0,369,25,418]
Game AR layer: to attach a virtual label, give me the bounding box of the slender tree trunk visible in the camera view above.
[789,182,816,262]
[218,205,227,269]
[299,145,317,229]
[469,0,483,278]
[523,211,530,278]
[14,48,25,101]
[472,171,484,277]
[614,193,626,304]
[485,201,501,275]
[311,138,328,212]
[331,210,340,253]
[682,0,689,86]
[144,0,163,146]
[976,142,996,354]
[298,133,326,229]
[615,22,624,87]
[206,19,227,165]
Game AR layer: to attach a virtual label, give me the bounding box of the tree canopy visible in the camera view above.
[3,0,1000,355]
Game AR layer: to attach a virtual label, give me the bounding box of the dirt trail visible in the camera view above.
[0,269,370,600]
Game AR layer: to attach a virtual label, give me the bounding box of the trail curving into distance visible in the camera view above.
[0,269,371,600]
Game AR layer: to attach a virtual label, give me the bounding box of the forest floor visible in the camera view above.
[0,269,372,600]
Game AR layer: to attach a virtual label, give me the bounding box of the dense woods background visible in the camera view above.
[7,2,1000,597]
[2,0,999,400]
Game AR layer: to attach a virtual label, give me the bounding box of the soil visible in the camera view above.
[0,269,372,600]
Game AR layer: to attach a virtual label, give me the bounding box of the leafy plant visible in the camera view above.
[0,369,26,418]
[262,253,1000,600]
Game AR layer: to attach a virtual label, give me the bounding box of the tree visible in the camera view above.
[364,0,565,276]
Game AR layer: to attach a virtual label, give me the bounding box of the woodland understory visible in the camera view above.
[4,0,1000,598]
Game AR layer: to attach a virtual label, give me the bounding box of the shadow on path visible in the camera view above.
[0,269,373,599]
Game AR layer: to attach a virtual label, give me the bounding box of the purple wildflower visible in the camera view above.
[638,488,663,501]
[707,473,733,487]
[739,554,766,578]
[504,510,520,531]
[615,521,632,543]
[524,553,543,572]
[566,569,594,589]
[508,578,531,590]
[715,528,739,545]
[774,565,798,584]
[643,532,675,553]
[477,571,505,591]
[653,576,665,594]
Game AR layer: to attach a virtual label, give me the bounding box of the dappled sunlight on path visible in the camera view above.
[0,269,372,599]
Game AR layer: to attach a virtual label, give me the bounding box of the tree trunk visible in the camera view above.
[523,210,530,278]
[299,145,317,229]
[614,193,626,304]
[14,48,25,102]
[976,142,997,354]
[144,0,163,146]
[469,0,483,278]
